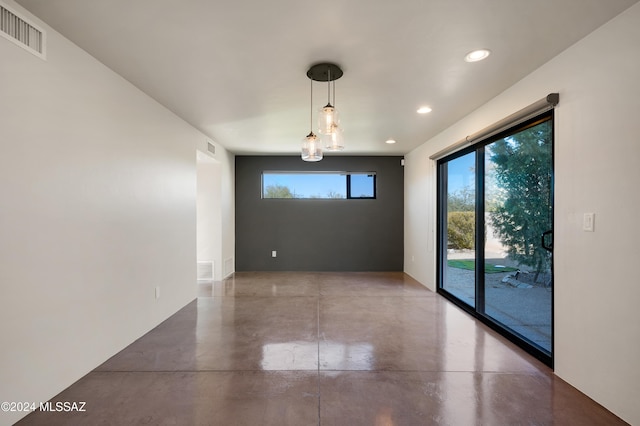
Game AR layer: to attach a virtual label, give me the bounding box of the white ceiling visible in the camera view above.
[16,0,639,155]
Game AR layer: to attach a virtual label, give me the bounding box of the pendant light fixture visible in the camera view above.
[306,63,344,154]
[301,77,322,162]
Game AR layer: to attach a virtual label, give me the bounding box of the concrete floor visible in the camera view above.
[17,272,624,425]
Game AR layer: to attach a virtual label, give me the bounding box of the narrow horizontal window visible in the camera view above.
[262,171,376,199]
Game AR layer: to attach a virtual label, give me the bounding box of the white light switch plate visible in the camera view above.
[583,213,595,232]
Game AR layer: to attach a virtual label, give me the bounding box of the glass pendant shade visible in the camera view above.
[323,126,344,151]
[304,63,344,160]
[318,104,340,135]
[301,132,323,162]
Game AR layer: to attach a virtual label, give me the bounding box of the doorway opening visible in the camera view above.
[196,150,222,282]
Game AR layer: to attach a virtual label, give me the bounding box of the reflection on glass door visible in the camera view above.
[441,152,476,307]
[483,119,553,352]
[438,112,554,362]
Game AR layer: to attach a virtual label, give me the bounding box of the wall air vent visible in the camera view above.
[207,141,216,155]
[197,261,214,281]
[0,2,46,60]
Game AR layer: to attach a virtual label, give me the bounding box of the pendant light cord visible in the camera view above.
[332,80,336,107]
[310,77,313,132]
[327,66,332,106]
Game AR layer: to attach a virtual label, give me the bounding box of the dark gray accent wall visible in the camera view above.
[235,156,404,271]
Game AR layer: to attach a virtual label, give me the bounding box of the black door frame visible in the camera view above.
[436,111,554,367]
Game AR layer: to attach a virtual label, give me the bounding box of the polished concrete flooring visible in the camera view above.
[18,272,625,425]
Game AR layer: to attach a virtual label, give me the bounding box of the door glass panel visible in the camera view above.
[484,119,553,352]
[442,152,476,307]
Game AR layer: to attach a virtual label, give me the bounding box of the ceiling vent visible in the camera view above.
[0,2,46,60]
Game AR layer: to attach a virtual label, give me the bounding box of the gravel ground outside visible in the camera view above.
[443,250,552,351]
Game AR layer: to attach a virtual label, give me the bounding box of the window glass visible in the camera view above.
[349,174,375,198]
[262,172,375,199]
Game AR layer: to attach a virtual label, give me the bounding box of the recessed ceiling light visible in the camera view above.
[417,106,432,114]
[385,139,396,144]
[465,49,491,62]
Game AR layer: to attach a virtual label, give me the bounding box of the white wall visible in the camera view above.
[196,141,235,279]
[197,152,221,278]
[404,4,640,424]
[0,2,232,424]
[220,147,235,277]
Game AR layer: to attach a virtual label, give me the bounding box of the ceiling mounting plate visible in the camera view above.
[307,63,343,82]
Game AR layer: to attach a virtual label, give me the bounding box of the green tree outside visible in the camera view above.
[264,184,294,198]
[446,185,475,250]
[488,120,552,278]
[448,211,475,249]
[324,190,345,199]
[264,184,346,199]
[447,186,474,212]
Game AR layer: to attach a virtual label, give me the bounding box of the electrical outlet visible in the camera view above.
[271,250,277,258]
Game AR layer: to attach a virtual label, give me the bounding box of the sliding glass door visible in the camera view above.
[438,113,553,362]
[441,151,476,307]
